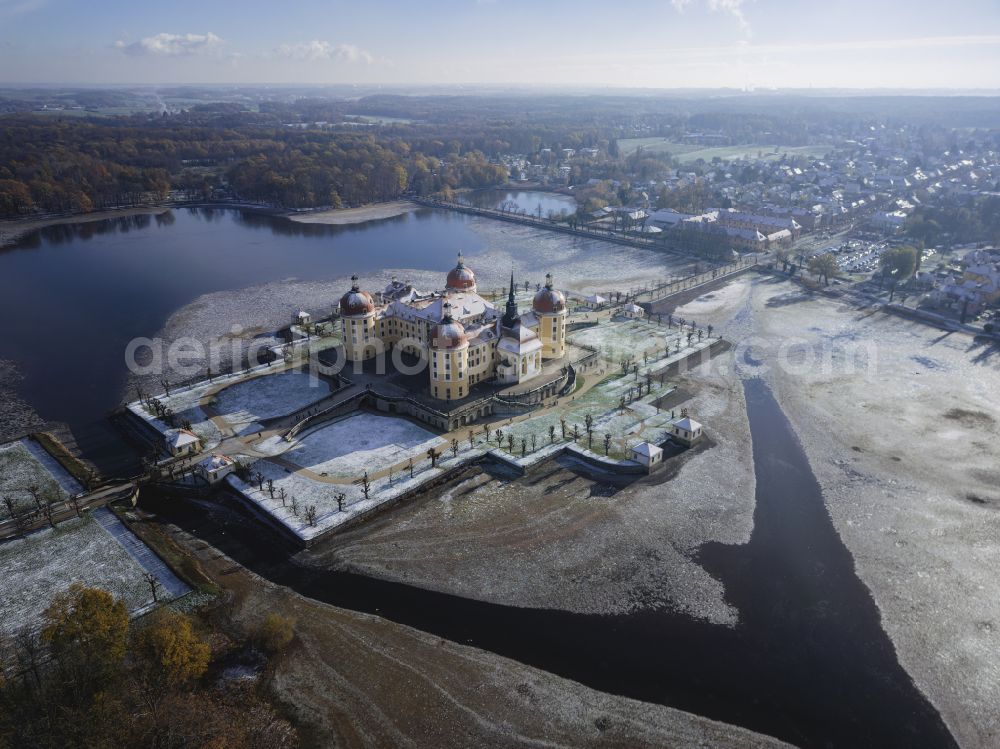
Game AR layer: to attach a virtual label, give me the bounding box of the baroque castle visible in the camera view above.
[338,254,568,401]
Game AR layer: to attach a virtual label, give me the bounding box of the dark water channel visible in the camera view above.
[152,378,955,748]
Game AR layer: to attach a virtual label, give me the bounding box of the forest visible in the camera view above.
[0,110,510,216]
[904,195,1000,248]
[0,584,297,748]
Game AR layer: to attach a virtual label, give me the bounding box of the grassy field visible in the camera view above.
[0,515,154,637]
[618,137,831,164]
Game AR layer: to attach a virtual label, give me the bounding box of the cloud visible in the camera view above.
[671,0,750,35]
[274,40,375,64]
[115,32,224,57]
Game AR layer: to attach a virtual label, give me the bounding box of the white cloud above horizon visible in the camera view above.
[273,40,374,64]
[671,0,750,34]
[0,0,997,88]
[115,32,224,57]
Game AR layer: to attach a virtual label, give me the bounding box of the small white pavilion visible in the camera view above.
[629,441,664,472]
[623,303,645,319]
[669,416,703,447]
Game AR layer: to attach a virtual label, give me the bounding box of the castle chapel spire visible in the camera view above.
[502,270,519,328]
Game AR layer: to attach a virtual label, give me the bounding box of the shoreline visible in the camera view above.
[0,205,173,249]
[0,188,584,247]
[286,200,419,226]
[0,200,425,248]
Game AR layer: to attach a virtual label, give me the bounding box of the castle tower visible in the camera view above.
[532,272,568,359]
[339,275,378,362]
[446,252,477,293]
[429,300,470,401]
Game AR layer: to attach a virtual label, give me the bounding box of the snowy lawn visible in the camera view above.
[212,370,331,433]
[229,442,488,540]
[126,362,290,449]
[568,318,709,363]
[0,514,154,637]
[0,439,73,516]
[283,412,446,478]
[127,384,222,451]
[491,337,698,460]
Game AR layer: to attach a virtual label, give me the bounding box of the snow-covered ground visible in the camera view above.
[303,361,753,622]
[288,412,447,478]
[228,439,490,541]
[0,438,77,515]
[642,273,1000,748]
[0,514,156,637]
[212,370,331,434]
[125,363,309,449]
[671,281,752,323]
[722,277,1000,749]
[126,378,224,451]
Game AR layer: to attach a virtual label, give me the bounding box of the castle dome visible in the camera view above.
[532,273,566,314]
[339,275,375,316]
[446,252,477,292]
[432,301,468,349]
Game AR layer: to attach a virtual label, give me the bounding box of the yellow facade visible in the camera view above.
[342,314,379,361]
[534,310,567,359]
[430,345,470,401]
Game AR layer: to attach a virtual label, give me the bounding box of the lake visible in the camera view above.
[0,207,466,435]
[460,188,577,217]
[0,197,681,439]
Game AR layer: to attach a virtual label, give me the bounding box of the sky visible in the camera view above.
[0,0,999,90]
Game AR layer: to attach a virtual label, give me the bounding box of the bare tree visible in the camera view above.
[584,414,594,449]
[305,505,318,527]
[359,471,371,499]
[27,485,42,513]
[336,493,346,512]
[468,429,475,449]
[451,438,459,459]
[40,496,56,529]
[144,572,160,603]
[427,448,440,468]
[604,433,612,454]
[266,479,274,498]
[407,458,414,478]
[549,425,557,443]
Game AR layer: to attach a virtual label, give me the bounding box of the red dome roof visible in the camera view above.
[532,273,566,314]
[432,302,468,349]
[446,253,476,291]
[339,275,375,316]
